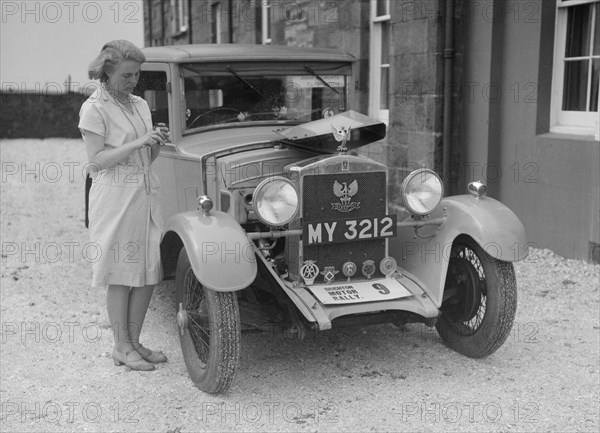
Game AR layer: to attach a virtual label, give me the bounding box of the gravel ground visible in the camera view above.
[1,138,599,433]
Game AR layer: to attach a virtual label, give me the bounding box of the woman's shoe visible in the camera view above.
[112,347,155,371]
[134,344,167,364]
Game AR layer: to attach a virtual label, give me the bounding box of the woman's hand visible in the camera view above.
[141,130,166,148]
[143,123,169,148]
[155,123,170,142]
[148,123,170,162]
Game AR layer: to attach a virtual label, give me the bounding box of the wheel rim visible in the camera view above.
[442,245,487,334]
[183,268,211,365]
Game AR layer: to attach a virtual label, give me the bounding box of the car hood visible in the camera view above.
[177,111,386,158]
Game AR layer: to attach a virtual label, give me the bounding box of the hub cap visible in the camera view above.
[442,246,487,334]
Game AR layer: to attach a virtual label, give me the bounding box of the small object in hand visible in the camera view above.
[155,122,170,143]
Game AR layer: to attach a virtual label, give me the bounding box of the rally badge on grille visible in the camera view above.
[342,261,357,281]
[332,179,360,212]
[320,266,339,284]
[362,260,376,279]
[300,260,319,285]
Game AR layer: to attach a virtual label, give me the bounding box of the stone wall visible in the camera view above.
[386,0,446,208]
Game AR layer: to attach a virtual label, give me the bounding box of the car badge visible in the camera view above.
[341,159,349,171]
[331,124,352,153]
[332,179,360,213]
[342,261,357,282]
[300,260,319,285]
[362,260,376,279]
[320,266,339,284]
[380,257,398,277]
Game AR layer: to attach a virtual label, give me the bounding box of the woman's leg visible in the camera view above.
[106,284,133,352]
[127,285,154,348]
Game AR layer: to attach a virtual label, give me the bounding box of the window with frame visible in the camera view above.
[262,0,272,44]
[551,0,600,137]
[171,0,189,34]
[134,70,170,128]
[210,2,222,43]
[369,0,390,124]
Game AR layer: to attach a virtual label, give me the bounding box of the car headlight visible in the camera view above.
[401,169,443,215]
[252,176,299,226]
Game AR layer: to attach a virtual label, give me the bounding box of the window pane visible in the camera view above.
[266,6,271,40]
[563,60,589,111]
[181,64,349,129]
[211,4,219,43]
[595,3,600,55]
[381,21,390,64]
[380,66,389,110]
[591,59,600,111]
[376,0,388,17]
[566,4,592,58]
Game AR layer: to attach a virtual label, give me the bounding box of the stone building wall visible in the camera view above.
[386,0,446,207]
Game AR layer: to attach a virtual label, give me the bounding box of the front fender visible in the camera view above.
[390,195,527,307]
[438,195,528,261]
[164,210,257,292]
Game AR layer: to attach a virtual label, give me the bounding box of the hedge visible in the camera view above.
[0,92,88,139]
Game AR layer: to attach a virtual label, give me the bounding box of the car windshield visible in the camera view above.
[181,62,350,132]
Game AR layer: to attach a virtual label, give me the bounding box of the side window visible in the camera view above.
[369,0,391,125]
[551,0,600,136]
[135,71,169,127]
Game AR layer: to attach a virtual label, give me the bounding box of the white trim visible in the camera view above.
[178,0,188,33]
[550,124,597,135]
[211,2,222,44]
[373,14,391,22]
[369,0,390,125]
[557,0,597,7]
[262,0,272,45]
[170,0,188,34]
[373,0,390,18]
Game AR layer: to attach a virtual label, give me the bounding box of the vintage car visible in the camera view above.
[132,44,527,394]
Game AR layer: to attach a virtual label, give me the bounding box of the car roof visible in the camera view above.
[141,43,356,63]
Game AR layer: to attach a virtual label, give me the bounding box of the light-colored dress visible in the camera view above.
[78,86,163,288]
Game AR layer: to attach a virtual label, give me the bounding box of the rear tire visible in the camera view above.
[436,238,517,358]
[175,248,241,393]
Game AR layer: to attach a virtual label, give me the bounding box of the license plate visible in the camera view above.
[303,215,397,245]
[308,278,412,305]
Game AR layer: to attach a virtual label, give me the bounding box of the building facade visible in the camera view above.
[143,0,600,262]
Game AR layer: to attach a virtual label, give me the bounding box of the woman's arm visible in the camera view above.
[82,129,165,171]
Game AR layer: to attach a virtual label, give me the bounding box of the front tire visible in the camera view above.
[436,238,517,358]
[175,248,241,393]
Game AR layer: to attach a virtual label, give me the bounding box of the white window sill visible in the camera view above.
[550,125,599,141]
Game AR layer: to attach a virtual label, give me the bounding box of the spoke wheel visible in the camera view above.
[436,238,517,358]
[175,248,241,394]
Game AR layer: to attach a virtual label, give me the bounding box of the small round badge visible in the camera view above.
[362,260,375,279]
[379,256,398,277]
[342,261,357,281]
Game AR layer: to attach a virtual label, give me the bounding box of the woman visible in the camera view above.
[79,40,168,371]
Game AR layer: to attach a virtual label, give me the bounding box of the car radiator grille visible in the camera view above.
[299,172,387,284]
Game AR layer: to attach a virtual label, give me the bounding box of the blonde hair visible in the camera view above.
[88,40,146,82]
